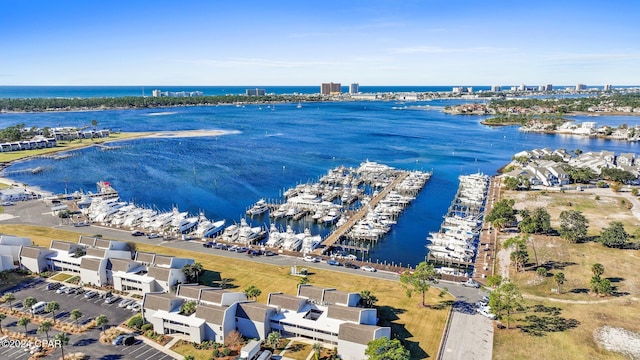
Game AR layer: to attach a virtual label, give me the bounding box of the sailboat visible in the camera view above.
[296,102,302,109]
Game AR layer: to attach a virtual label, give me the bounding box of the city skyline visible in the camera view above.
[1,1,639,86]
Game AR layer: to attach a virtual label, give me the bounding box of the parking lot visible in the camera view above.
[1,277,177,359]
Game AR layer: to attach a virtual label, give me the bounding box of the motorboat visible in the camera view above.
[246,199,269,216]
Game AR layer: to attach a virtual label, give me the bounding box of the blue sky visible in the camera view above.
[1,0,639,86]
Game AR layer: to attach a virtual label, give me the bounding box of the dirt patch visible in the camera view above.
[594,326,640,360]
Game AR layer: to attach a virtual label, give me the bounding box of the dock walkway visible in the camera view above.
[312,172,409,255]
[473,177,500,282]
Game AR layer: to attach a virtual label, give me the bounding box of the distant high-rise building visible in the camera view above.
[491,85,502,92]
[518,84,526,91]
[246,88,266,96]
[576,84,587,91]
[604,84,612,91]
[349,83,359,94]
[321,82,342,95]
[152,89,162,97]
[539,84,553,92]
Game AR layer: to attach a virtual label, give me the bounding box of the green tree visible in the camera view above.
[489,281,523,329]
[243,285,262,300]
[591,263,605,279]
[45,301,60,324]
[70,309,83,329]
[365,337,410,360]
[559,210,589,243]
[266,331,282,349]
[96,314,109,334]
[18,316,30,335]
[518,207,551,234]
[536,267,548,278]
[23,296,38,317]
[312,342,323,360]
[599,221,629,248]
[2,292,15,312]
[54,332,69,360]
[553,272,566,294]
[37,320,53,341]
[400,261,436,307]
[179,301,197,316]
[504,176,520,190]
[298,276,310,286]
[504,236,529,272]
[486,275,502,288]
[485,199,517,230]
[359,290,378,308]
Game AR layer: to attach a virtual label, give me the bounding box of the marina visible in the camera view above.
[426,173,490,275]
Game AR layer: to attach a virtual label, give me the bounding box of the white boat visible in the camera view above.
[266,224,284,248]
[321,208,340,224]
[297,102,302,109]
[237,218,264,244]
[246,199,269,216]
[221,224,239,242]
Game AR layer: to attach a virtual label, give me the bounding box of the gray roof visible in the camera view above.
[327,305,362,322]
[95,239,111,249]
[323,289,352,305]
[50,240,73,251]
[147,266,172,282]
[80,257,102,271]
[78,236,96,246]
[135,252,155,264]
[153,255,173,266]
[298,285,325,303]
[86,247,106,258]
[19,246,50,259]
[236,302,272,322]
[195,303,226,325]
[268,293,306,312]
[177,284,211,300]
[338,323,378,345]
[143,293,181,312]
[109,258,139,272]
[200,289,228,305]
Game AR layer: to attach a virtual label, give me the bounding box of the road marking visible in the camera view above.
[135,348,156,358]
[128,345,146,354]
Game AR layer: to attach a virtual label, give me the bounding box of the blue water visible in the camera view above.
[1,93,640,267]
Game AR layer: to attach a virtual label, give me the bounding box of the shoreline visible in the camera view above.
[0,129,237,191]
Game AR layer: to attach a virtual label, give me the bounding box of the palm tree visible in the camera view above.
[23,297,38,317]
[312,342,323,360]
[191,262,204,283]
[37,320,53,342]
[70,309,83,329]
[179,301,197,316]
[243,285,262,300]
[96,314,109,334]
[18,316,30,335]
[2,293,15,312]
[45,301,60,324]
[0,313,5,333]
[591,263,605,279]
[359,290,378,308]
[553,272,566,294]
[54,332,69,360]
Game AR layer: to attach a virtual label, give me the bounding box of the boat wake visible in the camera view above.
[145,112,178,116]
[265,132,284,137]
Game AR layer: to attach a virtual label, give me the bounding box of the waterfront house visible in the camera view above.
[112,252,192,294]
[19,246,57,273]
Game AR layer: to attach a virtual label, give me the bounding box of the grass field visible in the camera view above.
[0,224,451,359]
[493,188,640,360]
[50,272,73,282]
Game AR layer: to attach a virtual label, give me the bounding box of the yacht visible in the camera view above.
[246,199,269,216]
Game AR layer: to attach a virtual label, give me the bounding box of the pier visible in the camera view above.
[312,172,409,255]
[472,177,500,282]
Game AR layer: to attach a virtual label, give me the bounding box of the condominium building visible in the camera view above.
[246,88,266,96]
[349,83,359,94]
[321,83,342,95]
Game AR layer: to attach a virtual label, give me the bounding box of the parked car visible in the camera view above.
[264,250,277,256]
[326,259,342,266]
[131,230,145,237]
[203,241,215,248]
[344,262,359,269]
[56,286,68,294]
[74,287,85,294]
[236,247,249,253]
[118,299,135,308]
[247,249,262,256]
[112,334,135,346]
[84,291,98,299]
[461,279,480,288]
[303,255,319,263]
[1,201,14,206]
[128,302,142,312]
[361,265,377,272]
[46,283,62,291]
[105,295,121,304]
[146,233,160,239]
[477,306,496,320]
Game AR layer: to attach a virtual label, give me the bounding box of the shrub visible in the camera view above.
[127,315,143,329]
[212,349,220,358]
[222,347,231,356]
[141,323,153,332]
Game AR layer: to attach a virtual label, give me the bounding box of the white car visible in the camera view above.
[1,201,14,206]
[118,298,135,308]
[56,286,68,294]
[477,306,496,320]
[361,266,377,272]
[302,255,319,263]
